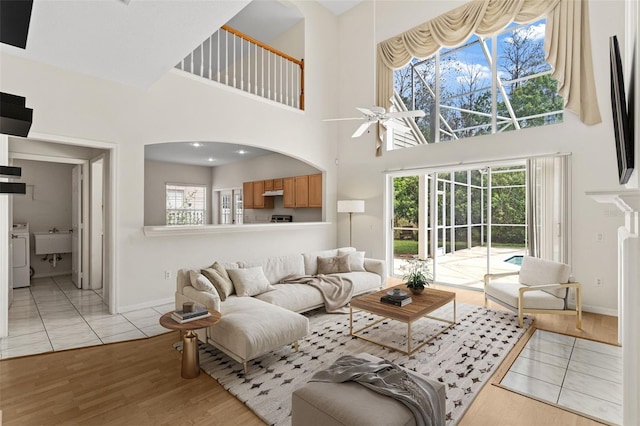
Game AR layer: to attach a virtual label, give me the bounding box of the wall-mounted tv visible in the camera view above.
[609,35,634,185]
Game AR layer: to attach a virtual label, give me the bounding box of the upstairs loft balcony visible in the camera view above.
[175,25,304,110]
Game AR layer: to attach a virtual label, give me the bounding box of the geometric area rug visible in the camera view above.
[174,303,532,425]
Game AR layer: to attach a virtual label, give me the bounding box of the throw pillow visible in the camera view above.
[211,261,232,283]
[317,254,352,275]
[227,267,275,297]
[348,251,366,272]
[201,267,234,301]
[189,270,219,296]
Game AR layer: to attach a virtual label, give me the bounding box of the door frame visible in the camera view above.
[10,133,116,312]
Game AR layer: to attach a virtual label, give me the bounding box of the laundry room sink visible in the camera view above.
[33,232,72,255]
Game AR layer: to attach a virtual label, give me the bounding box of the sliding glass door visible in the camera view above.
[391,163,527,290]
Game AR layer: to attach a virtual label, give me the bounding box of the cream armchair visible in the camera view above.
[484,256,582,328]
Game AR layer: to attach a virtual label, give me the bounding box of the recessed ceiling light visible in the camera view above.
[192,142,201,147]
[208,158,215,162]
[236,149,248,155]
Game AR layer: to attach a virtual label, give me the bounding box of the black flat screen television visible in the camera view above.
[609,35,634,185]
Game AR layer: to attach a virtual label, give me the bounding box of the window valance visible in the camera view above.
[376,0,602,155]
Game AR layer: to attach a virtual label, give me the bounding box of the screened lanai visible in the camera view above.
[392,164,528,290]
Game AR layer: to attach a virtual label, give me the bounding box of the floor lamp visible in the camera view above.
[337,200,365,247]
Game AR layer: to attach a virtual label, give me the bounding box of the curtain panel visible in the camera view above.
[376,0,602,155]
[526,155,570,264]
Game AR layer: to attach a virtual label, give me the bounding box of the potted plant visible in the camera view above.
[402,257,433,295]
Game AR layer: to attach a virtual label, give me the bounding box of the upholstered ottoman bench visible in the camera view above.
[207,296,309,373]
[291,353,446,426]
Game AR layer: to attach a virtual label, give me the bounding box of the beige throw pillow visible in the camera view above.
[189,270,219,296]
[317,254,352,275]
[201,267,234,301]
[227,267,274,297]
[347,251,366,272]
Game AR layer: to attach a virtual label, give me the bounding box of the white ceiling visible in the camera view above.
[145,142,273,167]
[0,0,362,89]
[1,0,362,164]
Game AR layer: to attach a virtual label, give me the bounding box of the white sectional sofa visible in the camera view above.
[175,247,386,373]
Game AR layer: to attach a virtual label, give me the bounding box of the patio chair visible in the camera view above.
[484,256,582,328]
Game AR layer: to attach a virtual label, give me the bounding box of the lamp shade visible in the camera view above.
[337,200,365,213]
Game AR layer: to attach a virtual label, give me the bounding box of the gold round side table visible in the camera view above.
[159,309,221,379]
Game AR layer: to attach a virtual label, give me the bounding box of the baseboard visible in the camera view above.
[119,297,174,313]
[580,304,618,317]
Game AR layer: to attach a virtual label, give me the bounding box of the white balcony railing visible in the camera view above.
[176,25,304,110]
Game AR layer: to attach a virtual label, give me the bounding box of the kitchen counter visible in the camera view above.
[143,221,331,237]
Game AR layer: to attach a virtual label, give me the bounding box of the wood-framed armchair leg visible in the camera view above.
[243,362,248,375]
[294,341,299,352]
[518,311,524,328]
[576,287,583,330]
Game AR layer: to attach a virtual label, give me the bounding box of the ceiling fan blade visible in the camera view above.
[323,117,365,122]
[352,121,374,138]
[356,107,377,116]
[385,110,426,119]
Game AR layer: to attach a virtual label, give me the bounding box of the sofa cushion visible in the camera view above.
[317,254,351,275]
[333,271,382,294]
[255,283,325,313]
[211,296,309,360]
[201,267,235,301]
[239,254,305,284]
[189,270,218,295]
[227,267,275,297]
[485,281,565,310]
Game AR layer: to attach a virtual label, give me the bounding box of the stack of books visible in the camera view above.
[171,306,211,323]
[380,289,412,307]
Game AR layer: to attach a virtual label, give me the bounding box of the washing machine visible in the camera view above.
[12,223,30,288]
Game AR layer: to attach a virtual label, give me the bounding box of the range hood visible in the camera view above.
[262,190,284,196]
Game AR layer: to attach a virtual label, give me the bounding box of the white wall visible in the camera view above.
[12,159,74,277]
[144,160,213,225]
[335,0,628,315]
[0,1,340,310]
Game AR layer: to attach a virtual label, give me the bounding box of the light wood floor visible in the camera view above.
[0,282,617,426]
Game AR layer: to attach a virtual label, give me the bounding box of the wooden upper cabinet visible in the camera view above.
[273,178,284,190]
[264,179,274,191]
[294,175,309,208]
[244,180,273,209]
[252,180,274,209]
[308,173,322,208]
[243,181,254,209]
[283,177,295,208]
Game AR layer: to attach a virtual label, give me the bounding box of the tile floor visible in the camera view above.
[1,275,172,359]
[501,329,622,425]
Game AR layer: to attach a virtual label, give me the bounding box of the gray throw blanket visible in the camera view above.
[310,355,443,426]
[279,274,353,313]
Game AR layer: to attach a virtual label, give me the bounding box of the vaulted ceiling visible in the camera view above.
[0,0,362,88]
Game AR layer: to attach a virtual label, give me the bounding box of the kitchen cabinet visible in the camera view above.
[294,175,309,208]
[283,177,295,208]
[252,180,274,209]
[264,179,274,191]
[243,181,273,209]
[243,181,254,209]
[273,178,283,190]
[308,173,322,208]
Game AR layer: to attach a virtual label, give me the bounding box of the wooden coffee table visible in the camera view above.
[159,309,221,379]
[350,285,456,355]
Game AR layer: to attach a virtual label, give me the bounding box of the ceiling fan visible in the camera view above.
[324,106,426,138]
